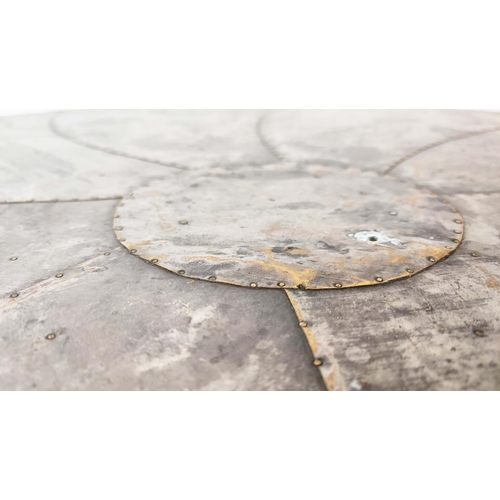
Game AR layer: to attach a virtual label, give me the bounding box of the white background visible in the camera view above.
[1,1,499,499]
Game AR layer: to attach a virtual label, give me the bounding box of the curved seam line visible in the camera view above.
[381,125,500,176]
[255,112,287,162]
[48,111,190,171]
[284,289,333,391]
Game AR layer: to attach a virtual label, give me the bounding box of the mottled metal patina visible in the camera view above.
[114,163,462,290]
[1,109,499,391]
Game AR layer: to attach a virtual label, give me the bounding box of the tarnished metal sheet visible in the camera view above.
[115,164,462,290]
[0,111,273,203]
[259,110,500,171]
[0,202,323,390]
[388,130,500,194]
[0,200,119,296]
[0,113,170,202]
[52,109,275,169]
[285,193,500,390]
[2,109,499,392]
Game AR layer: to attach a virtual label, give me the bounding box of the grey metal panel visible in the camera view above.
[115,164,462,290]
[0,113,171,202]
[52,110,275,169]
[286,193,500,390]
[0,202,323,391]
[0,200,119,296]
[259,110,500,171]
[388,130,500,194]
[0,111,274,203]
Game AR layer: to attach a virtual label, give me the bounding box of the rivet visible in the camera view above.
[250,282,257,288]
[10,257,18,261]
[277,282,285,287]
[178,270,186,275]
[406,268,414,273]
[10,293,19,298]
[454,230,462,234]
[297,284,306,290]
[451,208,457,213]
[114,214,120,218]
[208,276,216,281]
[445,246,452,249]
[389,211,397,216]
[334,283,343,288]
[375,277,383,282]
[104,252,111,256]
[55,273,64,278]
[299,321,308,327]
[471,253,479,257]
[151,259,159,263]
[115,226,123,231]
[452,239,460,244]
[427,256,436,262]
[179,220,189,225]
[474,330,484,337]
[454,219,463,224]
[45,333,56,340]
[120,238,126,242]
[130,249,137,253]
[312,358,323,367]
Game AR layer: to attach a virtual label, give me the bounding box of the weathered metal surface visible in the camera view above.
[0,111,273,203]
[387,130,500,194]
[286,189,500,389]
[0,202,323,390]
[0,200,119,296]
[259,110,500,171]
[115,164,462,289]
[0,113,169,202]
[52,109,275,169]
[1,109,498,391]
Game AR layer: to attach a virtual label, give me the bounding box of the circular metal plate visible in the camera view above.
[114,164,463,289]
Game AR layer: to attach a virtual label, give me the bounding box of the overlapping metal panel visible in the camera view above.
[1,110,499,390]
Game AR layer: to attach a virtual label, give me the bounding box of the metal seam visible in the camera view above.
[284,289,345,391]
[48,111,190,171]
[381,125,500,176]
[0,197,122,205]
[2,246,122,309]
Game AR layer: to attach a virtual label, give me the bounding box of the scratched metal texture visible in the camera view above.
[0,200,119,296]
[259,110,500,172]
[115,164,462,289]
[285,153,500,390]
[52,109,275,169]
[1,109,499,391]
[0,201,324,390]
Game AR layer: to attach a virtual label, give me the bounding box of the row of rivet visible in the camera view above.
[7,251,117,300]
[9,273,64,299]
